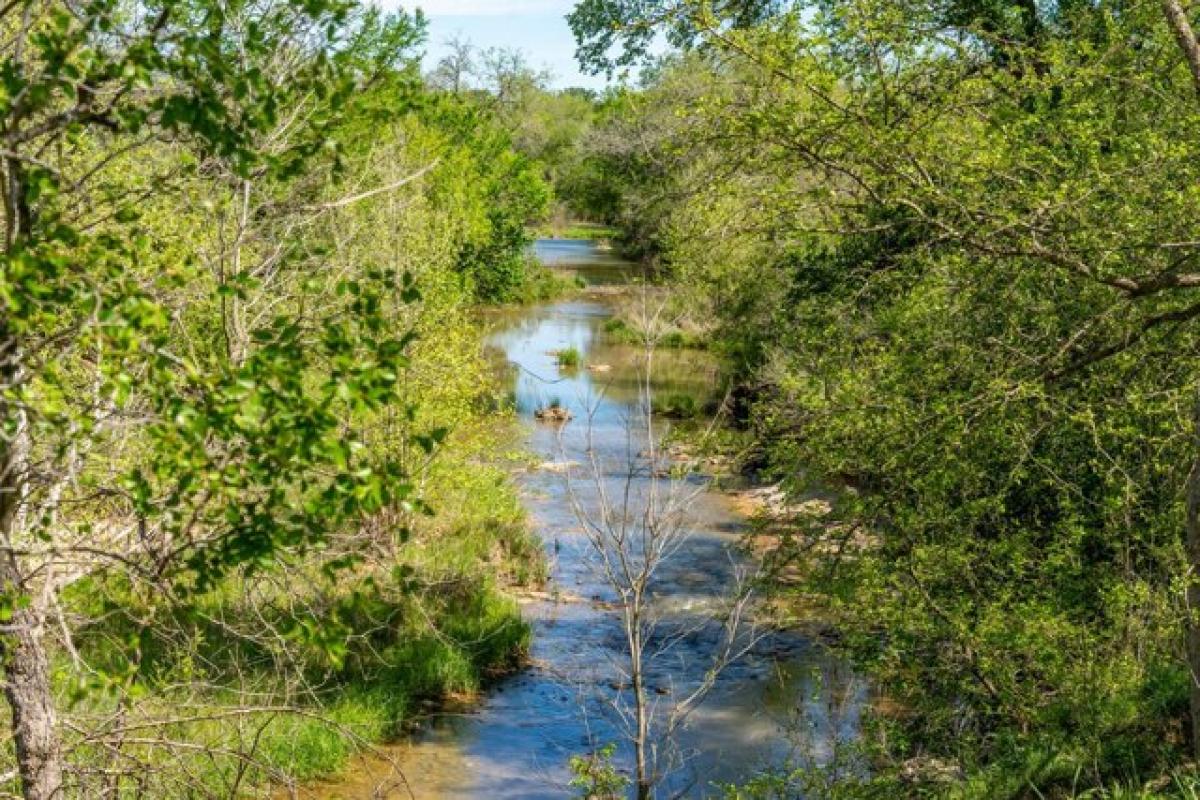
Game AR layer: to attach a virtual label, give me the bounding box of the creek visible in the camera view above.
[303,239,862,798]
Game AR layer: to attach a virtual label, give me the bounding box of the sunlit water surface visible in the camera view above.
[299,240,863,799]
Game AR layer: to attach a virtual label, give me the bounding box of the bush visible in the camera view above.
[601,317,706,349]
[516,256,577,303]
[557,347,582,369]
[652,393,699,419]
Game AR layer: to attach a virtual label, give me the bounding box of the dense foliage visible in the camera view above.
[11,0,1200,792]
[0,1,553,796]
[568,0,1200,794]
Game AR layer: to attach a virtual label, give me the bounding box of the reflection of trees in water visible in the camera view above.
[374,252,864,798]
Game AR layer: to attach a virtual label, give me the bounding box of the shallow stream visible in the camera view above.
[303,240,862,798]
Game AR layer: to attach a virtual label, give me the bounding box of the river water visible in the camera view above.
[303,240,862,799]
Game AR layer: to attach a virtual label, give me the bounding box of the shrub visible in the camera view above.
[652,393,699,419]
[557,347,582,369]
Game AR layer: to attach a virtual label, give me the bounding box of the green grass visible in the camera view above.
[535,222,620,240]
[57,573,532,796]
[660,330,707,349]
[53,454,545,797]
[603,317,708,349]
[652,392,700,419]
[253,688,398,781]
[557,347,581,369]
[603,317,636,340]
[513,255,578,304]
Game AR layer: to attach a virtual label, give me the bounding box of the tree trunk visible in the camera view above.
[0,133,63,800]
[0,360,63,798]
[1163,0,1200,100]
[629,601,651,800]
[634,660,651,800]
[1167,12,1200,759]
[2,604,62,800]
[1187,386,1200,760]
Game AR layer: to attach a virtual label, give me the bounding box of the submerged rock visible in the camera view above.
[534,406,573,423]
[536,460,579,473]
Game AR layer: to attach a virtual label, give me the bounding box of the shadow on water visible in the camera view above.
[300,241,864,799]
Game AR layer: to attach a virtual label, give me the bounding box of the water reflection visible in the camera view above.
[532,239,637,286]
[304,240,862,799]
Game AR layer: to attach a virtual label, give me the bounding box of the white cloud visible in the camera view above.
[413,0,572,15]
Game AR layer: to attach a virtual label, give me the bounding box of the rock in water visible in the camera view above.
[534,406,573,423]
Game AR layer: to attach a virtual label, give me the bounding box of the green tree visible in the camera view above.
[0,1,428,796]
[569,0,785,75]
[572,0,1200,790]
[430,98,550,302]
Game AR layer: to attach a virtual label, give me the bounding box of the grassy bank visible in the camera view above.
[511,254,586,304]
[40,424,545,797]
[534,221,621,241]
[602,316,710,350]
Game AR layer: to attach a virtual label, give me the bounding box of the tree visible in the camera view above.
[428,97,549,302]
[572,0,1200,789]
[0,1,428,796]
[562,295,759,799]
[476,46,553,120]
[569,0,785,75]
[428,33,476,93]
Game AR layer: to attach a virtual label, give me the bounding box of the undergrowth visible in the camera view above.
[48,426,544,796]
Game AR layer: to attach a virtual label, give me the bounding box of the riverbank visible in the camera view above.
[293,239,860,799]
[60,416,548,800]
[534,221,620,241]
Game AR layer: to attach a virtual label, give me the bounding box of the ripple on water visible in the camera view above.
[304,240,863,799]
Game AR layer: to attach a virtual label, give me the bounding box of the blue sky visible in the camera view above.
[397,1,605,89]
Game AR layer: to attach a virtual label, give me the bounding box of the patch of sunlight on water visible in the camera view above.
[300,240,864,799]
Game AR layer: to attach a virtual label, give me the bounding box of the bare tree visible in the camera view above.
[428,34,476,94]
[477,47,552,114]
[559,292,761,799]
